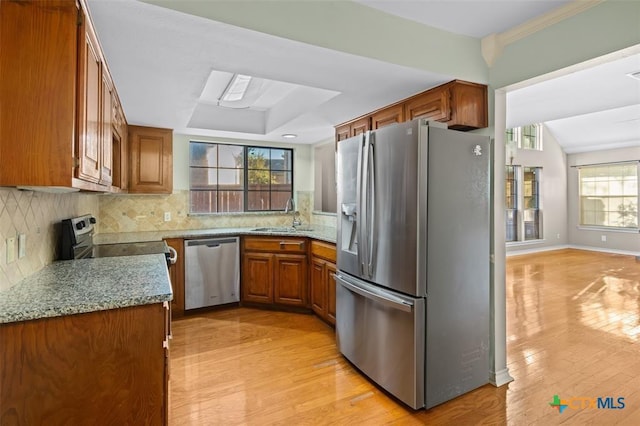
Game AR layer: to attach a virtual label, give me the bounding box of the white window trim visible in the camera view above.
[577,161,639,231]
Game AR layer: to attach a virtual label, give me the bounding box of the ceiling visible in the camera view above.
[88,0,640,152]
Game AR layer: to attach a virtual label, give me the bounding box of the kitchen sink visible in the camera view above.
[252,226,314,232]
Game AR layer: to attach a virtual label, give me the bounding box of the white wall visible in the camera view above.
[172,133,313,192]
[567,146,640,255]
[506,126,568,253]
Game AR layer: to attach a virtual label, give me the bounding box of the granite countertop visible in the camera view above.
[0,254,172,324]
[93,225,338,245]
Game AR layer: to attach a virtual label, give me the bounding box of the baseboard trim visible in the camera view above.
[506,244,570,257]
[490,368,514,387]
[568,245,640,258]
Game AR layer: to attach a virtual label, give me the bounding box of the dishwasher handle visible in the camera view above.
[186,238,237,247]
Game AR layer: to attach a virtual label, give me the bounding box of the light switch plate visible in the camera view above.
[164,212,171,222]
[18,234,26,258]
[6,237,16,263]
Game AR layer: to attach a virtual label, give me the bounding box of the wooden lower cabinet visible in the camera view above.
[241,237,308,308]
[327,262,337,324]
[165,238,184,317]
[310,241,337,326]
[274,254,308,307]
[243,252,275,304]
[0,303,169,425]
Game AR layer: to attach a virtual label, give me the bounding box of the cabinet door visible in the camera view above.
[100,72,113,186]
[327,262,337,325]
[274,254,308,307]
[76,16,102,184]
[242,252,274,304]
[310,257,326,318]
[128,125,173,194]
[372,104,404,129]
[447,80,488,130]
[335,124,350,142]
[404,88,450,122]
[350,117,370,136]
[0,0,77,187]
[164,238,184,317]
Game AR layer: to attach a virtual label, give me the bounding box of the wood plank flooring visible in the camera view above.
[169,249,640,425]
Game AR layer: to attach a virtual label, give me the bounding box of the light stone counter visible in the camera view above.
[93,225,337,245]
[0,255,172,324]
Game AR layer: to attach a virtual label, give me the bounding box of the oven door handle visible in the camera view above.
[168,246,178,265]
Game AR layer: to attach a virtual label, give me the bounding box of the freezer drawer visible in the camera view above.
[336,273,425,409]
[184,237,239,310]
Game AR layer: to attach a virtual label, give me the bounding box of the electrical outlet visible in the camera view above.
[18,234,26,258]
[6,237,16,263]
[601,235,607,242]
[164,212,171,222]
[556,233,560,239]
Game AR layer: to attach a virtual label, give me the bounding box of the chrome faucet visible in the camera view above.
[284,198,302,228]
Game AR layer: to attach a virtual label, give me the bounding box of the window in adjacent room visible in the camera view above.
[506,123,543,151]
[579,162,639,230]
[505,165,518,242]
[189,142,293,214]
[523,167,542,240]
[505,165,543,243]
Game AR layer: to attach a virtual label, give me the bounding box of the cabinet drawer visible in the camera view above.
[244,237,307,253]
[311,240,336,262]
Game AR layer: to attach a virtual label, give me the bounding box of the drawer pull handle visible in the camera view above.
[279,241,304,250]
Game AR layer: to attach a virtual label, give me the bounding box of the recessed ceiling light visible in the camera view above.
[282,134,297,139]
[627,71,640,81]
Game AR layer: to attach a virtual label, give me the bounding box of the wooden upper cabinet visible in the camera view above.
[446,80,488,130]
[351,117,370,136]
[0,0,77,187]
[128,125,173,194]
[0,0,127,191]
[334,79,487,141]
[100,72,114,186]
[335,117,371,143]
[111,94,128,191]
[335,124,351,142]
[372,103,405,129]
[404,88,450,123]
[76,15,102,184]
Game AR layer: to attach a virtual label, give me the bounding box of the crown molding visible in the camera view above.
[482,0,605,66]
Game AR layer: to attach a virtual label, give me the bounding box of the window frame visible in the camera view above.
[189,141,294,214]
[577,161,639,231]
[506,123,543,151]
[505,165,544,244]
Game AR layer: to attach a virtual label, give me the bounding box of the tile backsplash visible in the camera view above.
[0,188,99,291]
[98,190,314,233]
[1,188,332,291]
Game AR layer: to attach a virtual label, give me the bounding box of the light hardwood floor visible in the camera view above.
[169,249,640,425]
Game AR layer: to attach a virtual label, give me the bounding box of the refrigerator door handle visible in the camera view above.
[366,134,376,277]
[336,274,413,313]
[357,133,368,277]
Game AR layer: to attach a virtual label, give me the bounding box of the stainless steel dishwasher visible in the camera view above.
[184,237,239,310]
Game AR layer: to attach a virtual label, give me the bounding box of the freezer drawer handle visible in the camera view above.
[279,241,305,249]
[336,275,413,313]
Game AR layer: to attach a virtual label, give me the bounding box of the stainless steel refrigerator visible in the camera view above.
[335,118,490,410]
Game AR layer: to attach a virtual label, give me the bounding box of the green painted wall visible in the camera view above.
[490,0,640,88]
[142,0,487,83]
